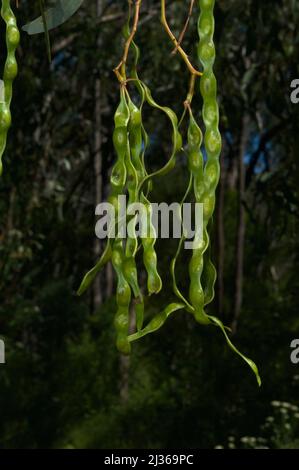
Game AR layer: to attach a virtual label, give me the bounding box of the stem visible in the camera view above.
[39,0,51,63]
[172,0,195,55]
[93,0,104,308]
[161,0,202,77]
[185,73,196,106]
[114,0,142,83]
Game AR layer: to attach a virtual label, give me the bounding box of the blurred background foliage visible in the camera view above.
[0,0,299,448]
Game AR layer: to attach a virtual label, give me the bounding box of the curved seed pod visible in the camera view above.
[110,88,130,192]
[77,88,130,295]
[128,41,150,186]
[128,95,145,182]
[124,153,138,259]
[202,219,217,306]
[77,242,112,296]
[0,0,20,175]
[0,101,11,175]
[121,94,144,304]
[185,0,219,323]
[117,20,144,303]
[138,83,182,191]
[112,238,131,355]
[170,174,194,312]
[140,193,162,295]
[122,256,140,299]
[124,96,140,258]
[126,44,149,328]
[128,303,185,342]
[186,110,210,324]
[195,0,260,384]
[127,37,172,302]
[203,251,217,307]
[207,315,261,387]
[192,0,221,319]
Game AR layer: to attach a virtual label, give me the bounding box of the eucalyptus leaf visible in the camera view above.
[22,0,84,35]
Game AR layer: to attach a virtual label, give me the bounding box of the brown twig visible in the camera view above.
[185,73,196,107]
[172,0,195,55]
[113,0,142,83]
[161,0,202,77]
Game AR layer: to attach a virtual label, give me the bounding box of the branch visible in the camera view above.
[172,0,195,55]
[161,0,202,77]
[113,0,142,82]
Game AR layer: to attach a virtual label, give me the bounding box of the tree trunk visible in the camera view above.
[231,114,250,335]
[216,148,225,316]
[93,0,103,308]
[119,304,136,403]
[226,149,238,190]
[6,187,16,232]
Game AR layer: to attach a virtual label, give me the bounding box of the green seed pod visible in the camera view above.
[110,159,127,190]
[204,128,221,157]
[196,0,221,311]
[128,98,145,182]
[0,102,11,131]
[77,89,130,296]
[140,194,162,295]
[200,71,217,98]
[143,248,162,295]
[128,303,185,342]
[192,0,261,383]
[0,0,20,175]
[116,333,131,355]
[122,94,143,299]
[112,239,132,355]
[202,231,217,307]
[110,89,130,192]
[186,110,210,323]
[122,257,140,298]
[113,126,128,150]
[186,0,222,323]
[138,83,182,188]
[4,56,18,81]
[7,24,20,47]
[182,1,220,325]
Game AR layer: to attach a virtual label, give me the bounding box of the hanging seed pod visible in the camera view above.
[0,1,20,175]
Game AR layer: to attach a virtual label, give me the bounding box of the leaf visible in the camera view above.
[22,0,85,35]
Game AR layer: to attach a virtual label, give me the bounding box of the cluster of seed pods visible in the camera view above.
[78,54,183,354]
[78,0,261,385]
